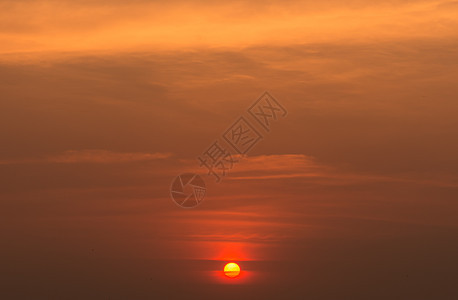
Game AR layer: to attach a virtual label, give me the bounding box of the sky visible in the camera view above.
[1,0,458,299]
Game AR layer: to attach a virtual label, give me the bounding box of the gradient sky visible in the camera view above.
[1,0,458,299]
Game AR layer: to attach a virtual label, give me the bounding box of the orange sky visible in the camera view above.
[1,0,458,55]
[1,0,458,299]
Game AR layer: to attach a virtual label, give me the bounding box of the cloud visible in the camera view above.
[1,0,457,57]
[0,149,172,165]
[230,154,329,174]
[436,0,458,9]
[219,154,458,188]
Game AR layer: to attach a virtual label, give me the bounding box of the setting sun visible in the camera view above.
[223,262,241,278]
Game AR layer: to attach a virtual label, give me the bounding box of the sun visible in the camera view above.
[224,262,241,278]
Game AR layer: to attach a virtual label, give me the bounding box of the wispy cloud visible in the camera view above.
[0,149,172,165]
[224,154,458,188]
[231,154,330,174]
[1,0,457,57]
